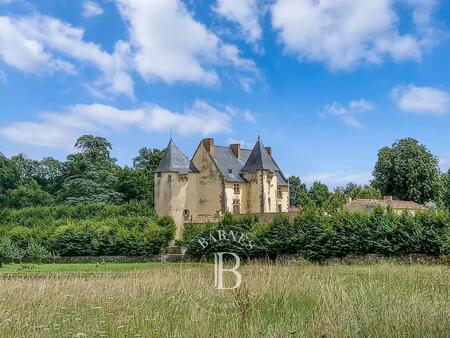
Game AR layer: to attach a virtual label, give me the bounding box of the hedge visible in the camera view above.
[0,202,175,263]
[182,207,450,261]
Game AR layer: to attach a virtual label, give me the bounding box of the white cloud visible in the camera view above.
[0,101,232,149]
[321,99,374,128]
[82,1,104,18]
[243,110,256,124]
[392,85,450,115]
[271,0,437,70]
[302,171,373,188]
[224,105,257,124]
[0,15,133,96]
[214,0,261,43]
[117,0,257,87]
[0,16,75,74]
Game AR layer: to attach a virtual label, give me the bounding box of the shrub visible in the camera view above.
[184,208,450,262]
[0,237,23,266]
[24,241,55,263]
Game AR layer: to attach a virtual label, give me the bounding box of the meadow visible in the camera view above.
[0,262,449,337]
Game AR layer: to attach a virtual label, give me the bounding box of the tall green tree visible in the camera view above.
[308,181,330,208]
[133,148,164,171]
[33,157,64,195]
[59,135,122,204]
[288,176,307,207]
[372,138,442,204]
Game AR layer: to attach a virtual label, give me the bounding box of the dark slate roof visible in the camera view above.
[241,139,278,172]
[211,146,251,183]
[211,141,288,186]
[155,139,198,174]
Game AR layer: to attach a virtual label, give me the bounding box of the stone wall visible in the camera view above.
[186,210,300,225]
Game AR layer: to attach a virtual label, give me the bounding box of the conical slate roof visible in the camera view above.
[155,139,197,174]
[241,138,278,172]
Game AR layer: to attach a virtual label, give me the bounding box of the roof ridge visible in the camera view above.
[214,145,252,151]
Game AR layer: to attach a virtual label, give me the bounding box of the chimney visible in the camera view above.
[230,143,241,159]
[202,138,214,154]
[265,146,272,156]
[384,196,393,201]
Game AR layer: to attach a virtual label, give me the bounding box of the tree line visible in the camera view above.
[1,135,449,211]
[289,138,450,210]
[0,135,163,210]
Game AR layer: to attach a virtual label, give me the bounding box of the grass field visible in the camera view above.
[0,262,448,337]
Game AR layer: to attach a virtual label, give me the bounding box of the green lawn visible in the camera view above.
[0,262,167,274]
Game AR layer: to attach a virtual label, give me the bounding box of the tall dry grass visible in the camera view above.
[0,263,448,337]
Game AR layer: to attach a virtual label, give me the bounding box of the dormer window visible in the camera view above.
[234,184,240,194]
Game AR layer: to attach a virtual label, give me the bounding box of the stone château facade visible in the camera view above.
[154,137,289,238]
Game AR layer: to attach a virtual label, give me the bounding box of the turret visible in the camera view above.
[241,137,278,213]
[154,139,198,238]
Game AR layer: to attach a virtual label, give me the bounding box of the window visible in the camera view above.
[183,209,190,221]
[168,175,172,182]
[277,188,282,199]
[233,184,240,194]
[278,204,282,213]
[157,172,161,178]
[232,199,241,214]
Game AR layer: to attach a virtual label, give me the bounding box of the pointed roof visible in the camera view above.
[240,138,278,172]
[155,139,198,174]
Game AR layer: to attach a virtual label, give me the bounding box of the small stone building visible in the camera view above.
[154,137,289,238]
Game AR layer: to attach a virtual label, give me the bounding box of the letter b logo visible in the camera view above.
[214,252,241,290]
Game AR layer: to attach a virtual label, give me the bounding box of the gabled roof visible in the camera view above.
[155,139,198,174]
[241,139,278,172]
[210,140,288,186]
[211,146,252,183]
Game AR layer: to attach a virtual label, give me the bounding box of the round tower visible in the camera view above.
[154,139,197,239]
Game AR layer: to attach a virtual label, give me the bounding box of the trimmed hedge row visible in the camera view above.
[182,207,450,261]
[0,201,156,229]
[0,202,175,263]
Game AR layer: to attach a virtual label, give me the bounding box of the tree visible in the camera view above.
[308,181,330,208]
[59,135,122,204]
[324,192,346,211]
[121,147,164,208]
[372,138,442,204]
[3,180,54,209]
[288,176,308,206]
[33,157,64,195]
[117,166,152,203]
[335,182,382,200]
[133,148,164,171]
[75,135,112,161]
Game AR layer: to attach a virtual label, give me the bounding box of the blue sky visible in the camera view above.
[1,0,450,188]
